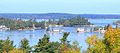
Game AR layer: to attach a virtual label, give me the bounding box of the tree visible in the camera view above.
[20,38,30,53]
[86,26,120,53]
[60,32,70,44]
[57,16,91,26]
[0,37,15,53]
[59,32,80,53]
[103,26,120,52]
[0,40,4,53]
[59,41,80,53]
[9,48,25,53]
[34,34,60,53]
[86,35,106,53]
[34,34,50,52]
[34,33,80,53]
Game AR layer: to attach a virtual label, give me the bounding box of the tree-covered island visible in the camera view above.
[0,16,92,30]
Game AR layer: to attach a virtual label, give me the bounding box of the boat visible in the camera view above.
[53,29,60,32]
[77,28,85,32]
[47,27,64,33]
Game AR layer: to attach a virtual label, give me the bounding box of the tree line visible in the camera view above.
[0,16,92,30]
[0,18,45,30]
[50,16,91,26]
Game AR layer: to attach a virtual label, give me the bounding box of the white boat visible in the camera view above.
[50,28,64,33]
[77,28,85,32]
[53,29,60,32]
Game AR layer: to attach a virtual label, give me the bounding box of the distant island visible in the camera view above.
[0,13,120,19]
[0,18,43,30]
[0,16,92,30]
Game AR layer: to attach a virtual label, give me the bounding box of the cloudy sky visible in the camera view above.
[0,0,119,14]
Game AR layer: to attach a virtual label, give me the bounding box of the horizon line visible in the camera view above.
[0,12,120,15]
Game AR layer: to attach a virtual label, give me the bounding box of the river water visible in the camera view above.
[0,19,120,51]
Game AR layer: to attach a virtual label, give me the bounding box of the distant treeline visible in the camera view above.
[0,16,91,30]
[0,13,120,19]
[57,16,91,26]
[0,18,45,30]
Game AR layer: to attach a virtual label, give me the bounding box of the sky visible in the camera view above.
[0,0,120,14]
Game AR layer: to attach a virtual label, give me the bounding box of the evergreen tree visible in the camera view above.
[20,38,30,53]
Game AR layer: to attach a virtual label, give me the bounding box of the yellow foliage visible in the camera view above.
[86,26,120,53]
[59,44,80,53]
[9,49,26,53]
[86,35,98,45]
[111,48,120,53]
[105,27,120,49]
[86,35,106,53]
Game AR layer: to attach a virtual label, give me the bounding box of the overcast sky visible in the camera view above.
[0,0,119,14]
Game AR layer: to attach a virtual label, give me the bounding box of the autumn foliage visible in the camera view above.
[86,26,120,53]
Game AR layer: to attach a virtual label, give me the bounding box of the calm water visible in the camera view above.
[89,19,120,27]
[0,19,120,51]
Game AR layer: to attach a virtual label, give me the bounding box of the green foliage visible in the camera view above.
[60,32,70,44]
[34,32,80,53]
[0,17,91,30]
[0,18,45,30]
[0,37,14,53]
[0,38,30,53]
[47,16,91,26]
[58,32,80,53]
[20,38,30,52]
[58,16,91,26]
[34,34,60,53]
